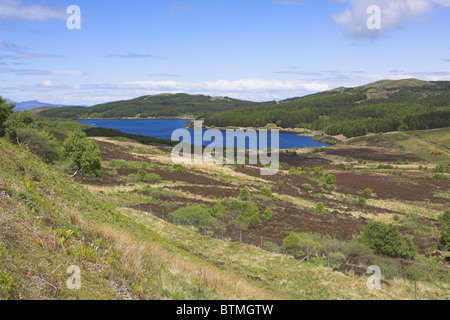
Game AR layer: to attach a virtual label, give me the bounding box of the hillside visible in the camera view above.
[38,93,257,119]
[1,113,449,299]
[204,79,450,137]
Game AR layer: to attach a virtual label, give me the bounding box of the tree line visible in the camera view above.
[205,83,450,138]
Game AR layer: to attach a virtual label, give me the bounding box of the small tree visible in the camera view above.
[262,208,273,220]
[63,130,102,177]
[16,128,61,164]
[325,174,336,185]
[302,183,314,191]
[313,167,324,175]
[249,214,261,227]
[284,232,301,251]
[213,200,226,218]
[0,97,15,137]
[401,238,418,260]
[364,188,373,197]
[316,202,325,213]
[260,187,272,198]
[4,110,37,143]
[239,188,251,201]
[358,197,367,207]
[360,220,405,257]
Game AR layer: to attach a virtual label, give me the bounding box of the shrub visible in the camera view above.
[138,186,166,197]
[249,214,261,226]
[328,252,346,266]
[173,164,183,173]
[302,183,314,191]
[260,187,272,198]
[315,202,325,213]
[323,139,337,146]
[377,164,394,170]
[360,220,405,258]
[0,97,15,137]
[169,204,216,227]
[440,210,450,224]
[241,202,259,218]
[108,159,130,169]
[128,170,162,184]
[325,174,336,185]
[239,188,251,200]
[63,130,102,176]
[340,241,374,259]
[439,211,450,250]
[144,172,162,184]
[401,238,418,260]
[405,261,428,282]
[283,232,301,250]
[4,110,37,143]
[377,258,402,280]
[433,173,448,180]
[326,184,335,191]
[262,208,273,220]
[212,200,226,218]
[364,188,373,197]
[358,197,367,207]
[16,128,61,164]
[229,199,241,212]
[313,167,324,175]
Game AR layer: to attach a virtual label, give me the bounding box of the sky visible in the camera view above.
[0,0,450,105]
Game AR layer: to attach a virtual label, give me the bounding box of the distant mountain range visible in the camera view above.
[5,99,84,111]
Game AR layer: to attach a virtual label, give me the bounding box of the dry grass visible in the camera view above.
[69,210,281,300]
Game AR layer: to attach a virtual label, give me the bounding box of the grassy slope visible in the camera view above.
[384,128,450,165]
[1,135,448,300]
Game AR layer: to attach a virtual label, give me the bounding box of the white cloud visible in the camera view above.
[0,0,66,21]
[333,0,450,39]
[106,52,161,59]
[100,79,329,100]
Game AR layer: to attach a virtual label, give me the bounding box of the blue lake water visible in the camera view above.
[78,119,329,150]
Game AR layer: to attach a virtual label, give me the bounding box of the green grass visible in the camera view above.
[385,128,450,165]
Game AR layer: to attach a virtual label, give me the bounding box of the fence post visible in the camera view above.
[307,247,310,262]
[415,281,417,300]
[222,230,224,240]
[204,226,207,236]
[282,242,285,254]
[261,236,263,249]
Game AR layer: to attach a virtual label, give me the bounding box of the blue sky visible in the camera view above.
[1,0,450,105]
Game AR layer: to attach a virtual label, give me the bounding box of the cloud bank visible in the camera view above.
[333,0,450,39]
[0,0,66,21]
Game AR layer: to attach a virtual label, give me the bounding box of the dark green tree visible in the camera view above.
[0,97,15,137]
[360,220,405,257]
[63,130,102,176]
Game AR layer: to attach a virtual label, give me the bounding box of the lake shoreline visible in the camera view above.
[78,119,330,149]
[77,117,322,137]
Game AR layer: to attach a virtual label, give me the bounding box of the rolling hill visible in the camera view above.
[204,79,450,137]
[38,93,257,119]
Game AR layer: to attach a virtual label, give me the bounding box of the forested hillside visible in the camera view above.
[204,80,450,137]
[39,93,257,119]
